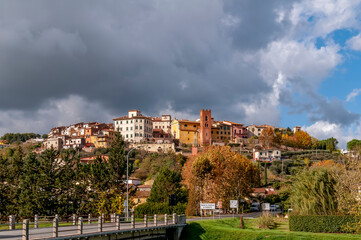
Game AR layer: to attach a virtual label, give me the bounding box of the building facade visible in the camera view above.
[113,110,153,142]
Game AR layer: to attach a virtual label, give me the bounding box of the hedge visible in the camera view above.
[289,215,359,233]
[134,202,187,215]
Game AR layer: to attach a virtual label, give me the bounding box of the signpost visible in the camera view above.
[217,201,222,219]
[200,203,215,221]
[230,200,238,218]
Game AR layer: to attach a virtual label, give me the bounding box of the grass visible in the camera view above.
[181,217,361,240]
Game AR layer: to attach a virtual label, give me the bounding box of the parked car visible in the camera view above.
[250,202,260,212]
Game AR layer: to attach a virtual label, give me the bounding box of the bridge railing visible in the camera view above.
[13,213,183,240]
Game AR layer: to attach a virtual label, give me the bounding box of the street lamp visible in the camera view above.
[126,147,137,221]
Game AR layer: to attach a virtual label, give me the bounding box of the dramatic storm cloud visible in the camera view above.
[1,0,361,143]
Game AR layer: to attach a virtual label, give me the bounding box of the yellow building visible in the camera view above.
[171,119,200,145]
[211,122,231,142]
[90,130,116,148]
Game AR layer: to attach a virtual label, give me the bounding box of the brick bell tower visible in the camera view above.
[200,109,212,146]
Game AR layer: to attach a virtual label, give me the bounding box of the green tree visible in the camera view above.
[290,167,338,215]
[148,168,185,203]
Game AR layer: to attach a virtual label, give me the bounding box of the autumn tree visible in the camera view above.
[294,130,312,149]
[182,146,259,215]
[259,127,275,148]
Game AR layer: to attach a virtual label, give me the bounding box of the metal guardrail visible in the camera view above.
[1,213,182,240]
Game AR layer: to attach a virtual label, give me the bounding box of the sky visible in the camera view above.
[1,0,361,148]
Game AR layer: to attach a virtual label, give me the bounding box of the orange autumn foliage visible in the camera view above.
[182,146,260,215]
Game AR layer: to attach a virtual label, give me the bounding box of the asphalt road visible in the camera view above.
[0,212,264,240]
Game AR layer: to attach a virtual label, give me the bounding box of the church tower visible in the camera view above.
[200,109,212,146]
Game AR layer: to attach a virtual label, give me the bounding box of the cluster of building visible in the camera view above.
[42,108,302,162]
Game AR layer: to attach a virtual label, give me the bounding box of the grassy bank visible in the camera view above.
[181,217,361,240]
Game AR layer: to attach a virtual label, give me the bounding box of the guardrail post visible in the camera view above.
[154,214,157,226]
[98,216,103,232]
[22,219,29,240]
[55,214,59,220]
[72,214,77,225]
[172,213,177,224]
[9,215,15,230]
[131,213,135,229]
[78,217,83,235]
[102,213,105,223]
[34,215,39,229]
[164,214,168,225]
[88,214,91,224]
[53,217,58,237]
[144,215,148,227]
[116,215,120,230]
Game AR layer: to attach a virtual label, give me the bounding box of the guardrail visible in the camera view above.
[1,213,183,240]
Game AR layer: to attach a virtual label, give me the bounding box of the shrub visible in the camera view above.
[255,213,277,229]
[289,215,359,233]
[134,202,186,215]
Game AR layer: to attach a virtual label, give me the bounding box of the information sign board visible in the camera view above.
[230,200,238,209]
[200,203,216,210]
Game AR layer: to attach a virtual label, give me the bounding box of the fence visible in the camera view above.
[1,213,182,240]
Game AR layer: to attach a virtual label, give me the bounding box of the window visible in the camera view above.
[185,124,188,127]
[120,121,122,124]
[136,119,138,122]
[131,127,133,130]
[126,134,128,138]
[211,131,213,134]
[126,120,128,124]
[135,126,138,130]
[126,127,128,131]
[193,125,196,128]
[221,131,223,134]
[217,131,219,134]
[131,134,133,138]
[120,127,122,131]
[140,119,142,122]
[131,120,133,123]
[260,152,262,155]
[205,116,208,121]
[140,133,142,137]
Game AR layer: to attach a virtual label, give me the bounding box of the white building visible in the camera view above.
[113,110,153,142]
[152,115,172,133]
[253,149,281,162]
[247,124,266,138]
[63,137,85,149]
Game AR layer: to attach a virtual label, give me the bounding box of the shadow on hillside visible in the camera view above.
[180,222,206,240]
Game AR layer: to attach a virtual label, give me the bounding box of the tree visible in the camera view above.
[347,139,361,151]
[147,168,186,203]
[259,127,275,148]
[182,146,259,215]
[294,131,312,149]
[290,167,338,215]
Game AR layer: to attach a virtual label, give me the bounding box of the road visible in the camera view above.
[0,212,264,240]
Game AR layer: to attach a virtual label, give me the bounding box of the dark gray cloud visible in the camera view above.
[0,0,276,123]
[0,0,358,135]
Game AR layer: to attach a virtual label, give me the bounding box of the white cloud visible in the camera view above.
[346,88,361,102]
[346,34,361,51]
[303,121,361,149]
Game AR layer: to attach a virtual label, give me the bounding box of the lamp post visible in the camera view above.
[126,147,137,221]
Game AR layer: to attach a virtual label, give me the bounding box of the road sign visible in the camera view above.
[217,201,222,209]
[200,203,215,210]
[230,200,238,209]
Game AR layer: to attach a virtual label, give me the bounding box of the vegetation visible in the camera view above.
[289,215,358,233]
[289,167,338,215]
[255,213,277,229]
[0,132,133,217]
[134,202,186,215]
[0,133,41,144]
[182,146,259,216]
[181,217,361,240]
